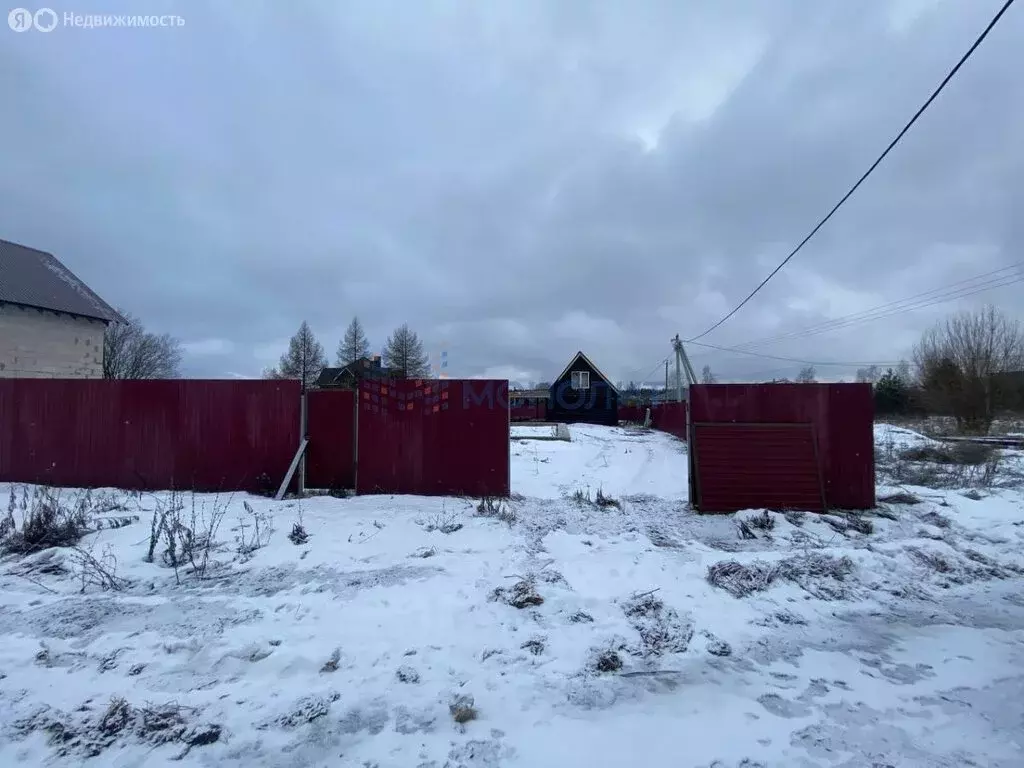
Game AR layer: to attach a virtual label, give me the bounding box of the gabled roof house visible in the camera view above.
[0,238,122,379]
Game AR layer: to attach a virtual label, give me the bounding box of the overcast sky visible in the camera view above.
[2,0,1021,386]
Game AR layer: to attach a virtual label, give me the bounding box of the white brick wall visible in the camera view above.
[0,303,105,378]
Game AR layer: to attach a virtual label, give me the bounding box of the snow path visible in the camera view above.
[0,425,1022,767]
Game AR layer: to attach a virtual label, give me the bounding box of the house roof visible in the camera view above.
[314,367,347,387]
[315,357,394,387]
[552,350,620,395]
[0,238,122,323]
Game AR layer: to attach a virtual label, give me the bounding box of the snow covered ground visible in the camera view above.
[1,424,1023,767]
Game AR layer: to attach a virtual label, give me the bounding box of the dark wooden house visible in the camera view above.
[547,351,619,426]
[314,355,394,389]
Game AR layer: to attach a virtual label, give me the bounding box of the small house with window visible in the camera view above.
[548,350,619,425]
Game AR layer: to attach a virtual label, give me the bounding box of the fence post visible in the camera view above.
[298,390,307,495]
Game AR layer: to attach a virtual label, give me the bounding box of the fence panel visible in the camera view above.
[0,379,301,493]
[691,423,824,513]
[688,383,874,511]
[356,379,509,496]
[305,389,356,490]
[651,402,688,439]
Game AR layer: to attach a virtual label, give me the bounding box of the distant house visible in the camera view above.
[315,355,394,389]
[547,350,619,426]
[0,238,121,379]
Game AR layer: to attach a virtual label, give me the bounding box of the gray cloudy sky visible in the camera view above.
[2,0,1021,385]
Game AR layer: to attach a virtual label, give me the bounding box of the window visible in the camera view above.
[570,370,590,390]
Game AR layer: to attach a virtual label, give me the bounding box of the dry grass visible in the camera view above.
[707,553,856,599]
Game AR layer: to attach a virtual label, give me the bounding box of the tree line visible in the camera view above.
[261,317,431,388]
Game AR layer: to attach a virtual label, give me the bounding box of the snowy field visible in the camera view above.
[1,424,1023,767]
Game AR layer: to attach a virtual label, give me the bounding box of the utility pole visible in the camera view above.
[671,334,698,398]
[664,360,669,403]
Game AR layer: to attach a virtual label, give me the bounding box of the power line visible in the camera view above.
[624,357,671,386]
[731,263,1023,350]
[686,339,904,368]
[687,0,1017,343]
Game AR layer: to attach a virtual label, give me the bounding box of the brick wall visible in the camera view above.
[0,303,105,378]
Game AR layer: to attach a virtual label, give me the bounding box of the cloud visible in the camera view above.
[1,0,1020,385]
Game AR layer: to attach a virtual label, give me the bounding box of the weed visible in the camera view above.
[707,553,856,599]
[235,501,273,561]
[594,488,620,509]
[424,512,463,534]
[490,578,543,609]
[475,497,517,526]
[449,694,477,725]
[288,522,309,545]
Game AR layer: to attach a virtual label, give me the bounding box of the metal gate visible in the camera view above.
[304,389,356,491]
[689,422,826,513]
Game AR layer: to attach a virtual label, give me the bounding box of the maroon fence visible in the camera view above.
[688,383,874,513]
[305,389,355,490]
[0,379,301,493]
[617,405,646,422]
[355,379,510,496]
[651,403,688,440]
[511,400,547,422]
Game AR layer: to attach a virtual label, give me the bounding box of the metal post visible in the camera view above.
[298,389,307,495]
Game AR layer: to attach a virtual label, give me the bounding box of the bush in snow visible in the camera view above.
[475,497,517,526]
[1,486,121,556]
[594,487,620,509]
[11,697,220,761]
[145,490,230,582]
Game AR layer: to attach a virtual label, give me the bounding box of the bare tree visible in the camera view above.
[103,310,182,379]
[336,316,371,366]
[796,365,817,383]
[383,323,430,378]
[855,365,881,384]
[266,321,327,389]
[913,305,1024,434]
[700,365,718,384]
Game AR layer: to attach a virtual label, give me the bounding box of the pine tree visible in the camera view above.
[337,316,371,366]
[383,323,430,379]
[276,321,328,388]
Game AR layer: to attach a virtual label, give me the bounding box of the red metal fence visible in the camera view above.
[688,383,874,512]
[617,404,646,422]
[511,400,546,422]
[355,379,509,496]
[0,379,301,493]
[304,389,355,490]
[651,403,688,440]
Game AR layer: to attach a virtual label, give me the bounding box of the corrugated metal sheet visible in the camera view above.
[305,390,355,490]
[0,379,301,492]
[651,402,688,440]
[356,379,510,496]
[692,423,824,513]
[511,400,546,422]
[617,405,646,422]
[688,383,874,511]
